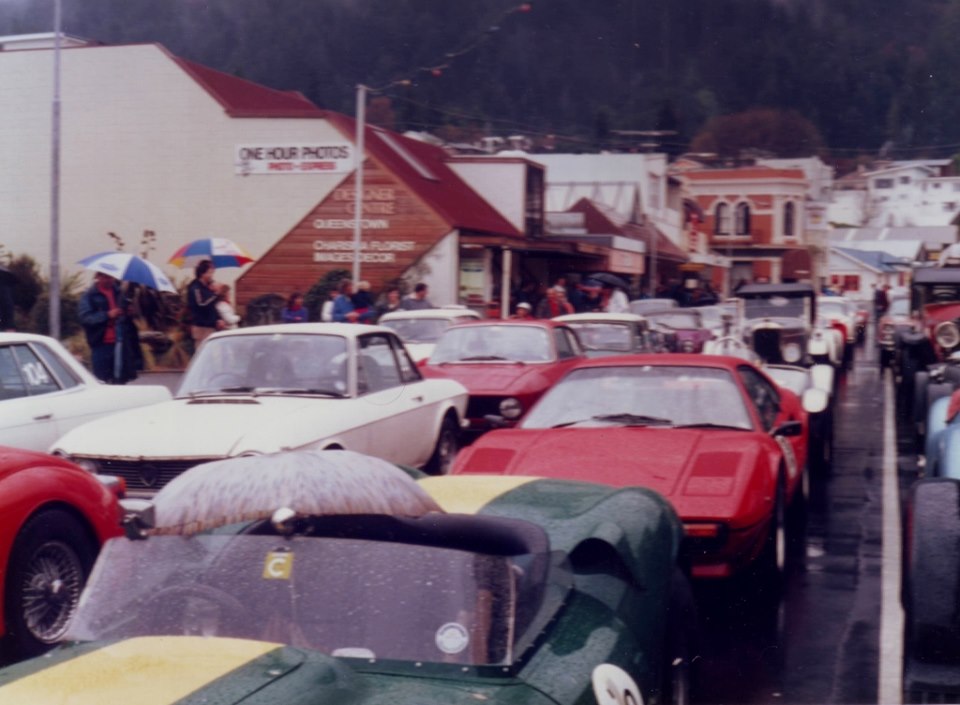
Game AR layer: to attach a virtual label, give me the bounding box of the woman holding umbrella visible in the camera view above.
[79,271,141,383]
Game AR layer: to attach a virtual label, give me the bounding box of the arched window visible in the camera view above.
[783,202,795,237]
[714,203,731,235]
[735,202,751,236]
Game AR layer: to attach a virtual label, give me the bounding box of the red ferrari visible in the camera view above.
[452,354,810,580]
[420,319,586,436]
[0,446,123,661]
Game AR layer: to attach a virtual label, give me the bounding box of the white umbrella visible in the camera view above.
[78,252,177,293]
[151,449,443,536]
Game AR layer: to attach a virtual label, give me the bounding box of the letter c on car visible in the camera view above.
[262,551,294,580]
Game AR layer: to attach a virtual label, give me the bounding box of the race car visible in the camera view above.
[0,449,697,705]
[0,446,124,661]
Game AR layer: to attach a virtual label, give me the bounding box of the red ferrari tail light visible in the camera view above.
[683,522,723,538]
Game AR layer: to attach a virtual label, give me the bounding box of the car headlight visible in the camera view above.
[808,338,828,356]
[74,458,101,474]
[782,342,802,363]
[499,397,522,419]
[935,321,960,350]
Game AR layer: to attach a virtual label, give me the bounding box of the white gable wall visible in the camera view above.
[0,44,347,288]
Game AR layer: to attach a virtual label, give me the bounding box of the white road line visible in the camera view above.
[879,367,903,703]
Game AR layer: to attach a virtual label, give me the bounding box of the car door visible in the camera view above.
[0,343,68,450]
[738,364,801,490]
[356,332,437,467]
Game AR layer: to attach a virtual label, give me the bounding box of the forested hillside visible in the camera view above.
[2,0,959,162]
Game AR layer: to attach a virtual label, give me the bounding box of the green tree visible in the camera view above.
[690,108,825,160]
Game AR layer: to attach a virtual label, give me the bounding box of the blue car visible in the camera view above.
[922,390,960,476]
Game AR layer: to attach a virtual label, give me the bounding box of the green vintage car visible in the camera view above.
[0,449,695,705]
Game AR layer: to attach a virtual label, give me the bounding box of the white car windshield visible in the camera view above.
[565,322,633,352]
[67,532,556,667]
[379,317,451,343]
[742,296,808,320]
[521,365,753,430]
[647,311,701,329]
[430,326,552,363]
[178,333,349,396]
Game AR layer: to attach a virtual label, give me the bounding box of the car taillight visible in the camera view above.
[683,522,723,538]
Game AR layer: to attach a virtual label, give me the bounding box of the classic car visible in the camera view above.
[452,354,816,581]
[0,445,123,661]
[692,303,738,339]
[420,319,586,435]
[0,449,698,705]
[51,323,469,495]
[553,311,664,356]
[894,266,960,449]
[877,294,910,368]
[0,332,170,452]
[901,477,960,702]
[816,296,858,368]
[643,309,715,353]
[377,305,482,364]
[734,283,844,373]
[763,363,835,473]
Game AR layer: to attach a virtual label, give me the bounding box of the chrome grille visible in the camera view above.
[90,458,215,493]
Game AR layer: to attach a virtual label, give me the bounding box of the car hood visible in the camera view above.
[453,427,762,523]
[922,302,960,325]
[425,363,553,395]
[0,636,555,705]
[51,395,344,458]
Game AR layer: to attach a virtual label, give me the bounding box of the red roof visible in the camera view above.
[568,198,688,263]
[683,167,805,181]
[325,112,521,238]
[172,55,326,118]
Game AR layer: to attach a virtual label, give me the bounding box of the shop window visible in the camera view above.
[783,202,795,237]
[714,203,731,235]
[735,203,751,236]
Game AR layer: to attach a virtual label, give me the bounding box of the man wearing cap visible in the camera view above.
[577,279,604,313]
[511,301,534,319]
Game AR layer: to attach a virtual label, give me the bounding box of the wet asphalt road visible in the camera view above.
[133,343,909,705]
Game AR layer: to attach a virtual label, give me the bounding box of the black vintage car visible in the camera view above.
[894,266,960,449]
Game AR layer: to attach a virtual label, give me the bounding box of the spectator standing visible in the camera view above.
[601,282,630,314]
[321,289,337,322]
[511,301,534,319]
[216,284,242,329]
[79,272,140,383]
[187,259,224,344]
[352,280,375,321]
[536,286,575,318]
[0,269,15,331]
[281,292,308,323]
[374,286,403,320]
[873,284,890,319]
[400,282,434,310]
[578,279,604,312]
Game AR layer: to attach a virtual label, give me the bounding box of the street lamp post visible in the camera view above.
[352,83,367,284]
[49,0,62,339]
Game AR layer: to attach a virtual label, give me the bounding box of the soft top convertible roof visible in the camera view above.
[913,267,960,285]
[735,283,816,297]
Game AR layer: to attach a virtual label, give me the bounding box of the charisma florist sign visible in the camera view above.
[235,143,353,174]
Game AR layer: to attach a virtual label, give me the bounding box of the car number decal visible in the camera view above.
[262,551,294,580]
[435,622,470,654]
[592,663,643,705]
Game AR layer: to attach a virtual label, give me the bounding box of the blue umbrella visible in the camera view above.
[78,252,177,293]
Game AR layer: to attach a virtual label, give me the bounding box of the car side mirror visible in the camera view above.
[772,420,803,437]
[484,414,510,429]
[121,499,156,540]
[802,387,829,415]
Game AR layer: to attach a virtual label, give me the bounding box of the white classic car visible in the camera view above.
[0,332,170,452]
[51,323,469,495]
[377,306,482,363]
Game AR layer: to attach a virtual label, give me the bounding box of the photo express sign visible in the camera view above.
[235,143,353,175]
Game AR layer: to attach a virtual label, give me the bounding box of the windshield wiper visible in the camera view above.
[186,386,255,397]
[552,413,674,428]
[459,355,511,361]
[267,388,346,398]
[672,422,750,431]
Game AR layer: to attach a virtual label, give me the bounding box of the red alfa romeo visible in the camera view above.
[452,354,811,580]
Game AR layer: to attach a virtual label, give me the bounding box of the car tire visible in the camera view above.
[2,509,96,661]
[808,409,834,476]
[660,568,698,705]
[424,416,460,476]
[903,479,960,701]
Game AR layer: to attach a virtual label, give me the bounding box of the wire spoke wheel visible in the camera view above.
[19,539,85,643]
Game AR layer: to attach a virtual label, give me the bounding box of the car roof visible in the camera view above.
[204,322,396,340]
[913,267,960,284]
[378,307,481,322]
[735,283,816,297]
[445,318,571,331]
[570,352,755,373]
[553,312,646,323]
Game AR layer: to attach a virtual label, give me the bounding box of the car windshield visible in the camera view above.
[889,297,909,316]
[920,283,960,304]
[764,366,808,396]
[694,306,724,329]
[818,299,849,316]
[430,325,552,363]
[521,365,753,430]
[742,295,808,320]
[646,311,701,329]
[178,333,349,396]
[67,533,560,667]
[379,317,451,343]
[565,322,634,352]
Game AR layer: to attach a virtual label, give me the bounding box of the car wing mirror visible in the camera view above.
[802,387,829,415]
[772,419,803,437]
[484,414,510,429]
[121,499,156,540]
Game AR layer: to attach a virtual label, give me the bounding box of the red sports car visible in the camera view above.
[452,354,810,579]
[420,319,586,436]
[0,446,123,660]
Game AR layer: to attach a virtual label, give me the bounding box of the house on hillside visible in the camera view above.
[827,246,909,297]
